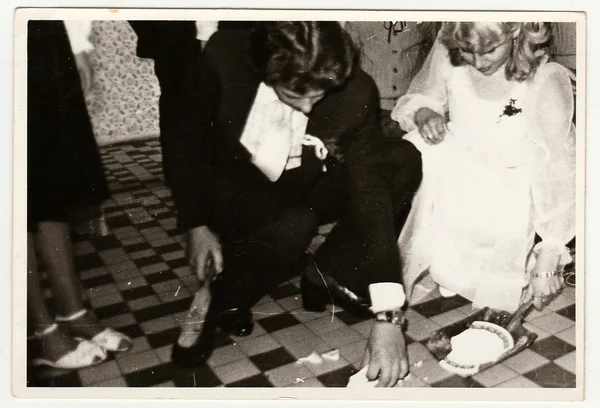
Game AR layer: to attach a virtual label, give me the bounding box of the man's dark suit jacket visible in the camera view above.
[174,28,383,231]
[128,21,198,59]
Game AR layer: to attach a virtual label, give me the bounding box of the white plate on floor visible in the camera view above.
[439,321,514,377]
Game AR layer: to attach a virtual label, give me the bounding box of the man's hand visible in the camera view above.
[188,225,224,282]
[361,321,409,387]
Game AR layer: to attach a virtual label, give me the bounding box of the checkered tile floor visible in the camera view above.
[27,139,578,388]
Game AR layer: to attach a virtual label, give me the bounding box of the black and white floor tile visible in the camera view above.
[27,139,578,389]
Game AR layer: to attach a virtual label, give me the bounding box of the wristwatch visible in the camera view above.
[374,310,407,329]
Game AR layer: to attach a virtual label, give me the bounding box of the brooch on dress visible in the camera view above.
[497,98,522,123]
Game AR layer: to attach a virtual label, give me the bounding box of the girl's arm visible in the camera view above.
[391,34,450,132]
[525,62,576,308]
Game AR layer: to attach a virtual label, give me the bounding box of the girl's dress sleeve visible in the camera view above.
[64,20,94,54]
[525,62,576,268]
[391,36,450,132]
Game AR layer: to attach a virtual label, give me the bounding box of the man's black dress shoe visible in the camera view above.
[218,307,254,337]
[300,272,373,318]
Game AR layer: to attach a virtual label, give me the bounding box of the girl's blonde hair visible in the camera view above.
[439,22,552,81]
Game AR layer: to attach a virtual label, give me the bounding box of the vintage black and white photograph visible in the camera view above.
[11,7,585,400]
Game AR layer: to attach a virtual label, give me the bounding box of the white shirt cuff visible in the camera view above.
[368,283,406,313]
[196,21,219,41]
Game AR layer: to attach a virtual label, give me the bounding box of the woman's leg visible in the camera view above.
[27,232,80,361]
[35,221,132,351]
[35,221,107,339]
[34,221,84,316]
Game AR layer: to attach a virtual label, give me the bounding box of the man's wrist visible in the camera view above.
[374,310,407,330]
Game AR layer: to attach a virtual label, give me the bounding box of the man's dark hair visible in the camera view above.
[249,21,357,94]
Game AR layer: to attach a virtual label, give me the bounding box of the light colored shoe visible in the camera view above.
[90,327,133,352]
[31,323,107,370]
[56,309,133,352]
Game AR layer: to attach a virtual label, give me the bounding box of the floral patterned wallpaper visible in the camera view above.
[85,21,160,145]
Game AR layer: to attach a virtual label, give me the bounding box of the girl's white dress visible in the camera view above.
[391,41,576,312]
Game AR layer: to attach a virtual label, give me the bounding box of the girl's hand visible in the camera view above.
[521,245,567,310]
[522,274,565,310]
[414,107,448,145]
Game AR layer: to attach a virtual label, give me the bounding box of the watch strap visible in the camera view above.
[374,310,407,329]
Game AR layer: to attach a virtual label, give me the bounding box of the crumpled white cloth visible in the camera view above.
[347,367,420,387]
[346,366,378,388]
